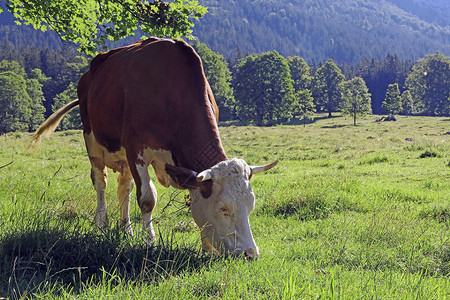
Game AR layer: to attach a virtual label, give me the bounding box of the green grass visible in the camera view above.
[0,114,449,299]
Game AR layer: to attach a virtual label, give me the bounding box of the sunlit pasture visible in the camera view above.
[0,114,448,299]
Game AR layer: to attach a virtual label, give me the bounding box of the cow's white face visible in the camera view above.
[190,159,258,257]
[165,158,277,259]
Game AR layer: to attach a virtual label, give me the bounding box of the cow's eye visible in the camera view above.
[219,207,229,216]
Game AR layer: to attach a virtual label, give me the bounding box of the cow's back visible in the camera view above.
[78,38,224,171]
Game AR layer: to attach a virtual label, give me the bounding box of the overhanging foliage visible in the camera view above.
[3,0,207,55]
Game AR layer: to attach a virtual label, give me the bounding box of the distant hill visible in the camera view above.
[192,0,450,63]
[0,0,449,64]
[0,2,64,50]
[392,0,449,27]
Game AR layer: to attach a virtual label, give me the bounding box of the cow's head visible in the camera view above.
[165,158,277,259]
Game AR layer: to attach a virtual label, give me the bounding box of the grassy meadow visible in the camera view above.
[0,114,449,299]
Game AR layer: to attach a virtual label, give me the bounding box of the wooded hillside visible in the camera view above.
[1,0,448,64]
[192,0,449,63]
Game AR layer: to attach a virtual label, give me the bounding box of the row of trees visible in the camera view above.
[0,42,87,133]
[194,41,449,126]
[0,60,45,132]
[0,41,448,133]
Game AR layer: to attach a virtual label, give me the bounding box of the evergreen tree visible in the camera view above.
[22,46,42,73]
[0,40,20,63]
[229,47,245,73]
[313,59,345,117]
[405,52,450,116]
[340,77,371,126]
[382,83,402,114]
[357,55,412,114]
[233,51,294,126]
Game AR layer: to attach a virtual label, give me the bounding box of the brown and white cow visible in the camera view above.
[29,37,277,258]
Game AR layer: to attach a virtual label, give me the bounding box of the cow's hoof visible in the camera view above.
[144,229,156,246]
[94,211,109,229]
[120,219,134,236]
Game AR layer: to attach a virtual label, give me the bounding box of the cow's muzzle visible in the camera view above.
[232,246,259,260]
[243,247,259,260]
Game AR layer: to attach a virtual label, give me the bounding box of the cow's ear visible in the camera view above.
[165,164,198,189]
[165,164,213,198]
[199,180,213,199]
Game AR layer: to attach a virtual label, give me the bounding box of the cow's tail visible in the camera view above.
[28,99,80,151]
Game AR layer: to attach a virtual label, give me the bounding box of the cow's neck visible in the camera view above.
[172,109,227,173]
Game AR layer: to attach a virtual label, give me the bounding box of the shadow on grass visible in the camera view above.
[0,225,216,298]
[218,115,342,127]
[320,124,347,129]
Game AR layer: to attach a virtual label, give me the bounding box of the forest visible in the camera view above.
[192,0,450,64]
[0,39,448,133]
[1,0,449,64]
[0,0,449,132]
[0,42,86,133]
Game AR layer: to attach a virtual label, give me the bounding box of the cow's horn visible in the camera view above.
[197,169,212,182]
[250,160,279,175]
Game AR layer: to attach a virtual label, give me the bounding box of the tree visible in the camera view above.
[0,71,32,133]
[45,55,89,115]
[382,83,402,114]
[3,0,207,55]
[288,57,315,126]
[233,51,294,126]
[0,60,26,77]
[356,55,413,114]
[52,83,81,130]
[287,56,312,92]
[46,55,89,130]
[0,60,47,133]
[400,90,414,115]
[405,52,450,116]
[293,89,315,127]
[192,40,234,121]
[26,69,47,130]
[313,59,345,117]
[340,77,371,126]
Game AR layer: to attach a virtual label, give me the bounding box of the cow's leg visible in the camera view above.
[128,158,157,244]
[91,165,108,229]
[117,168,134,235]
[84,132,109,229]
[141,178,158,244]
